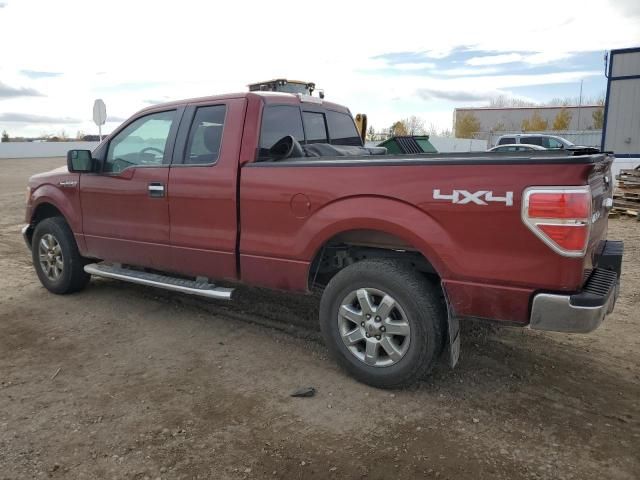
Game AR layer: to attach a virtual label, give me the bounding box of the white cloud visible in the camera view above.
[524,52,574,64]
[439,67,502,76]
[467,53,524,66]
[466,51,575,66]
[391,62,437,70]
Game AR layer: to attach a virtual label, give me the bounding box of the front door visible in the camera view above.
[80,108,182,270]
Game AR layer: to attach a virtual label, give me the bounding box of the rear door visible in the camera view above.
[167,98,247,280]
[80,109,182,270]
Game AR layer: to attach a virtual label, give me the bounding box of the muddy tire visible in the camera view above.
[319,259,445,389]
[31,217,90,294]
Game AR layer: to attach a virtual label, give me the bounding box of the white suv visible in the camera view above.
[495,134,573,149]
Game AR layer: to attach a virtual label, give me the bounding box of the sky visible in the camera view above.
[0,0,639,138]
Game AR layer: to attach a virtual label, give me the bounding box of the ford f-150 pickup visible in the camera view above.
[22,91,623,388]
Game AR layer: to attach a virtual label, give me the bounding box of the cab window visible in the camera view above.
[105,110,175,173]
[259,105,304,157]
[326,110,362,146]
[184,105,226,165]
[302,111,328,143]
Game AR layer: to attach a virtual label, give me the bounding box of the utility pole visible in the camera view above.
[577,79,583,130]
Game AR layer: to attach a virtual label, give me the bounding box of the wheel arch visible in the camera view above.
[302,196,453,290]
[27,187,85,254]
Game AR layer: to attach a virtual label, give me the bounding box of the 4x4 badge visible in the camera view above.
[433,189,514,206]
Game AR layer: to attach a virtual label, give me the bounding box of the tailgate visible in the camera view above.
[584,155,615,276]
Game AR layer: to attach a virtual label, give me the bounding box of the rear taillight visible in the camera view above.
[522,187,592,257]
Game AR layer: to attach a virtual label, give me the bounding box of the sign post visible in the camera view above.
[93,99,107,141]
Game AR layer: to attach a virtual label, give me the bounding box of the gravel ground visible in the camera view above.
[1,157,638,480]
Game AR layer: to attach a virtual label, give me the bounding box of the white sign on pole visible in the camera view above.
[93,99,107,141]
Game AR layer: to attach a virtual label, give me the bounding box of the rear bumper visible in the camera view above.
[530,241,623,333]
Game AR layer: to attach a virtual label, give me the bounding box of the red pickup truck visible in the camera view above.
[22,91,623,388]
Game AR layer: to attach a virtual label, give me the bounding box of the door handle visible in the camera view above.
[148,182,165,198]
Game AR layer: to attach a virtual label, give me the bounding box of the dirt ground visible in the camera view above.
[1,157,638,480]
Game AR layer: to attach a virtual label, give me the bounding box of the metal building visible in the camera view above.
[602,47,640,172]
[453,104,604,139]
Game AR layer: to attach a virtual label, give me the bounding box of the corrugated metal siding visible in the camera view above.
[611,51,640,77]
[604,50,640,155]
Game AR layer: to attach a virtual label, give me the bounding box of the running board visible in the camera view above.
[84,263,233,300]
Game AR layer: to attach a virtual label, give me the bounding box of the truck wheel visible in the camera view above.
[319,259,445,388]
[31,217,90,294]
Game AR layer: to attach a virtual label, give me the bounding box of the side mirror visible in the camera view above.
[67,149,94,173]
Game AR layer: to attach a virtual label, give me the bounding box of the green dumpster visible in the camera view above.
[378,135,438,154]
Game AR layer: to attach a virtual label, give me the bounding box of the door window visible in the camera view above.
[523,136,543,146]
[105,111,175,173]
[498,137,515,145]
[544,137,565,149]
[184,105,227,165]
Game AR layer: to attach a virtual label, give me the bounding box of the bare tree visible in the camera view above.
[403,115,426,135]
[489,95,536,108]
[366,126,376,141]
[426,123,439,136]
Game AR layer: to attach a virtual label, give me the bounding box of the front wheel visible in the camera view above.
[31,217,90,294]
[319,259,445,388]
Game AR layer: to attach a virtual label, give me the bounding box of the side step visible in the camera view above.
[84,263,233,300]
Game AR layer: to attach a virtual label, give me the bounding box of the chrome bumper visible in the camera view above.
[530,241,623,333]
[530,278,619,333]
[21,225,32,250]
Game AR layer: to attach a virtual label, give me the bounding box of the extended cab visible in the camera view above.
[22,91,623,388]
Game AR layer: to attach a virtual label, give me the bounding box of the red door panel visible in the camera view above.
[168,98,246,280]
[81,167,172,270]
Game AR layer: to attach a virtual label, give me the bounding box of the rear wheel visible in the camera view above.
[31,217,90,294]
[319,259,445,388]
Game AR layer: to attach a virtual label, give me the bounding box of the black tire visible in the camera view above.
[319,259,445,389]
[31,217,90,294]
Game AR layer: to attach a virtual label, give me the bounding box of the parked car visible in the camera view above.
[495,133,574,149]
[22,91,623,388]
[488,144,547,152]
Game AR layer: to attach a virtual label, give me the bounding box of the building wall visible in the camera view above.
[454,105,604,137]
[0,141,99,159]
[428,136,487,152]
[366,136,487,152]
[603,48,640,158]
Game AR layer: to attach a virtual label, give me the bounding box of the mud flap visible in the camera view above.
[442,287,460,368]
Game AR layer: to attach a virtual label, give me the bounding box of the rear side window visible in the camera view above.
[185,105,226,165]
[259,105,304,155]
[498,137,515,145]
[326,110,362,146]
[524,136,543,146]
[302,111,328,143]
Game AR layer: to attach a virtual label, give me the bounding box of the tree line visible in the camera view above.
[367,116,453,141]
[455,106,605,139]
